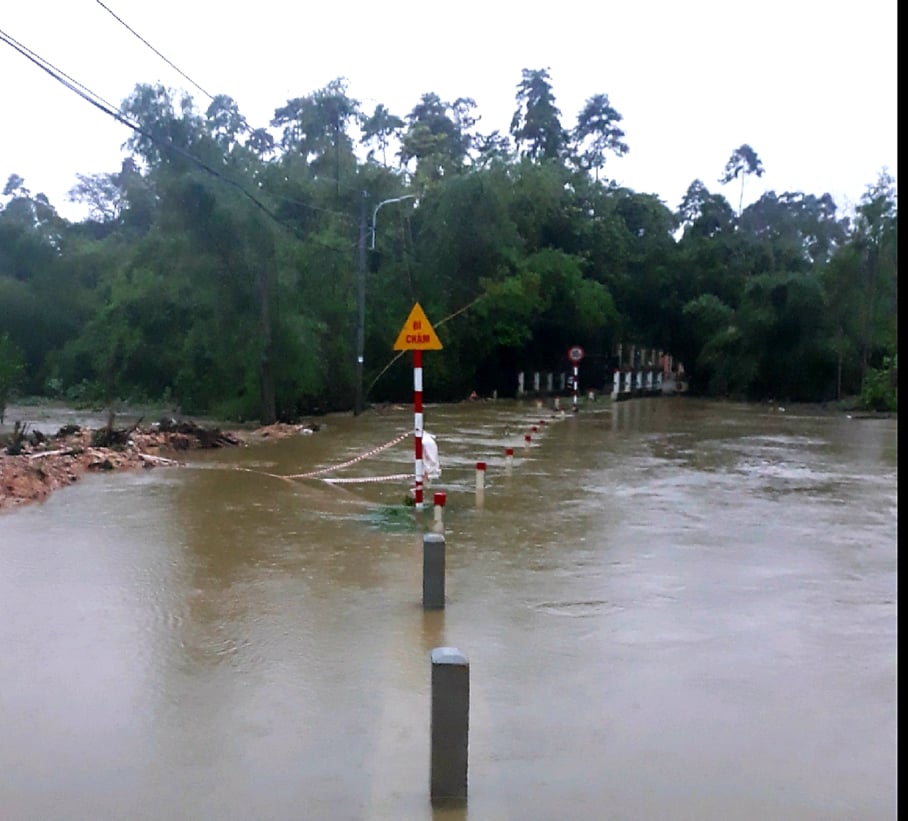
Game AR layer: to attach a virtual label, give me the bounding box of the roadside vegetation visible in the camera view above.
[0,70,898,424]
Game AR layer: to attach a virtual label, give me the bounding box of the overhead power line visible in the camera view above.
[98,0,416,203]
[0,27,355,249]
[90,1,371,203]
[0,28,125,122]
[94,0,214,103]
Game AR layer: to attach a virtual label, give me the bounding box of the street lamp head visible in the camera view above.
[371,194,417,250]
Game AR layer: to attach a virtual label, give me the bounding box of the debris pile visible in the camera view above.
[0,416,247,512]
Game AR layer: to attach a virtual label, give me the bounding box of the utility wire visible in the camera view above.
[0,28,355,251]
[3,27,485,400]
[0,28,124,119]
[93,0,392,202]
[365,295,485,397]
[94,0,214,103]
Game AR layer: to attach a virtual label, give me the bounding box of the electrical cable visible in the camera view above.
[94,0,215,104]
[0,27,356,250]
[92,0,374,202]
[3,27,486,404]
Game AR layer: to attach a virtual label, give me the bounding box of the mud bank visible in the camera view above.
[0,419,317,513]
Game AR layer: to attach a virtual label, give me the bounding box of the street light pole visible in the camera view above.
[354,193,416,415]
[354,190,368,415]
[371,194,416,250]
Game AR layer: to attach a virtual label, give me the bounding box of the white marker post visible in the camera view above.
[433,491,446,533]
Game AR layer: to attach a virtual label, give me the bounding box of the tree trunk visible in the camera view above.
[860,244,879,385]
[258,268,276,425]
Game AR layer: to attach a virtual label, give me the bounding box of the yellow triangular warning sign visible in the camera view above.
[393,302,443,350]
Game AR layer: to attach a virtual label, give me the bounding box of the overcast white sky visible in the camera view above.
[0,0,898,221]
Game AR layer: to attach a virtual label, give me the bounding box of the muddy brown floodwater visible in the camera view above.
[0,397,897,820]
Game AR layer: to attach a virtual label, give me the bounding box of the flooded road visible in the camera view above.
[0,398,897,820]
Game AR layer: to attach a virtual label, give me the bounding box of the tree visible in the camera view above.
[571,93,629,180]
[680,293,740,394]
[245,128,275,159]
[471,131,512,169]
[120,84,207,170]
[271,78,361,195]
[821,242,864,398]
[0,332,25,424]
[738,190,846,272]
[510,68,566,161]
[206,94,247,151]
[719,143,765,215]
[399,93,473,187]
[0,78,888,414]
[677,180,736,239]
[851,171,898,381]
[68,172,126,223]
[0,181,74,392]
[360,104,404,166]
[735,271,834,400]
[3,174,29,199]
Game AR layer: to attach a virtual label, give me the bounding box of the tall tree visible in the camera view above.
[205,94,247,152]
[399,93,472,187]
[0,179,79,392]
[510,68,565,161]
[719,143,765,215]
[120,84,207,170]
[245,128,275,159]
[271,78,361,197]
[471,131,512,169]
[851,171,898,380]
[738,191,846,271]
[677,180,736,239]
[360,104,404,166]
[0,332,24,424]
[571,93,629,180]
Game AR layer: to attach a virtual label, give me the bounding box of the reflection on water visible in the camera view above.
[0,399,897,820]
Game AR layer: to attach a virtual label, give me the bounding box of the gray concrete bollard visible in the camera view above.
[430,647,469,804]
[423,533,446,609]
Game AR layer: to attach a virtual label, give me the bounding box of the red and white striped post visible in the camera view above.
[433,491,446,533]
[475,460,486,509]
[504,447,514,471]
[414,349,425,510]
[392,302,442,516]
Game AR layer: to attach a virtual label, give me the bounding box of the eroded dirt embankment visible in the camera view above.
[0,419,315,513]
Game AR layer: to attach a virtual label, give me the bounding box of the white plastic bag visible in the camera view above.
[422,431,441,480]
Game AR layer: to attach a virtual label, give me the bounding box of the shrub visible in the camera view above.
[861,354,898,412]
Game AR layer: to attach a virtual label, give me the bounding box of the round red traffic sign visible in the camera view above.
[567,345,585,363]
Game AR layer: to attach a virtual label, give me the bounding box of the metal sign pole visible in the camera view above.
[567,345,584,413]
[413,349,424,510]
[394,303,442,514]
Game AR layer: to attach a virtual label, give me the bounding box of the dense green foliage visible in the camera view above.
[0,72,898,422]
[0,332,24,423]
